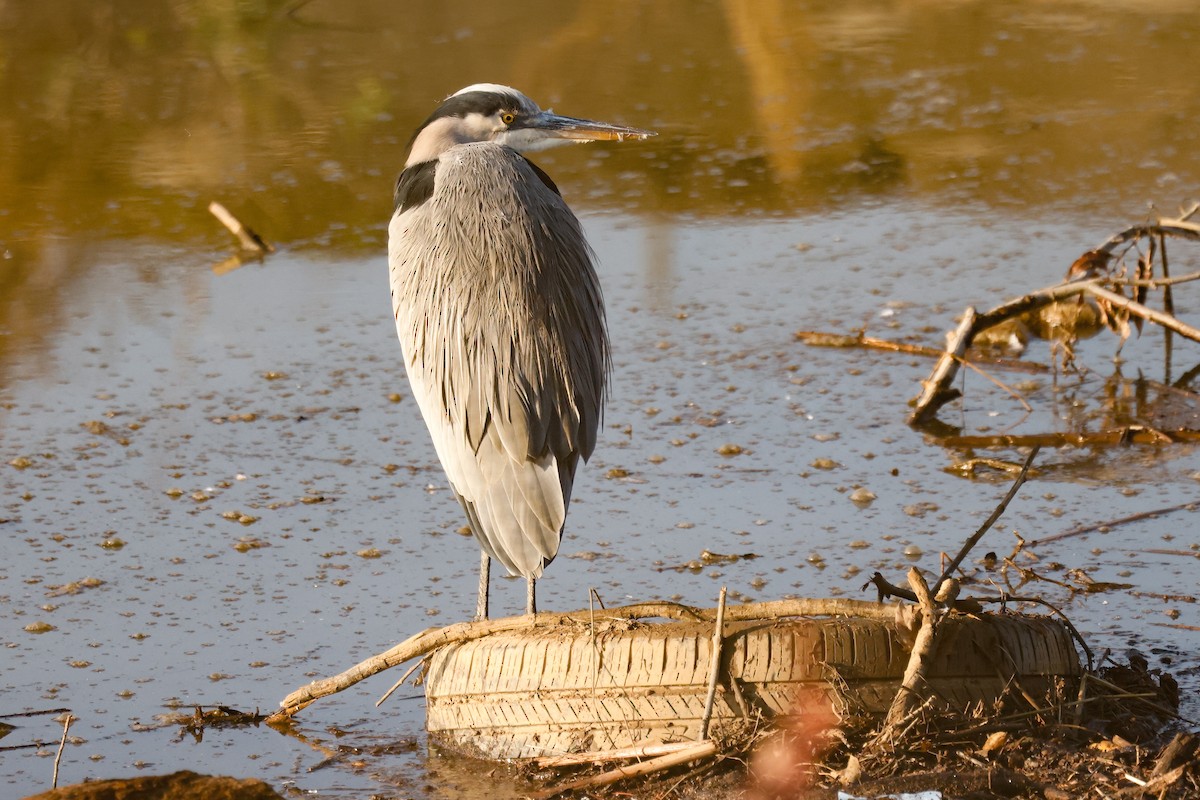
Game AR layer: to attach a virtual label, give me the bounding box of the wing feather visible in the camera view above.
[388,142,606,579]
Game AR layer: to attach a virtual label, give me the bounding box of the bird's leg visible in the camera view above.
[526,577,537,617]
[475,551,490,621]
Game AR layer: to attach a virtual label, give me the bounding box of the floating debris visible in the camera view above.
[849,487,877,506]
[657,550,760,573]
[46,577,105,596]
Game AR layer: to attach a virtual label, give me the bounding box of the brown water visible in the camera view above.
[3,2,1199,797]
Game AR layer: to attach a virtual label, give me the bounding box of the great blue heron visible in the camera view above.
[388,84,654,619]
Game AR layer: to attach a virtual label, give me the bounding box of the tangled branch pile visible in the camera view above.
[912,204,1200,425]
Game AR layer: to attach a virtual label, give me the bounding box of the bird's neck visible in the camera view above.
[406,117,473,167]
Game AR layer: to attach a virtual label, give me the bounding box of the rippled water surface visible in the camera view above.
[2,2,1199,797]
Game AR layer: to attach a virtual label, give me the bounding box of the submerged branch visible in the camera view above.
[936,428,1200,449]
[795,330,1048,373]
[1032,502,1198,546]
[208,201,273,254]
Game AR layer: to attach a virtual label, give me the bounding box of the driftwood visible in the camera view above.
[912,310,979,422]
[1151,732,1197,780]
[532,740,718,799]
[910,207,1200,425]
[208,201,274,275]
[208,201,273,254]
[533,741,701,769]
[866,569,941,753]
[911,279,1200,424]
[268,598,896,721]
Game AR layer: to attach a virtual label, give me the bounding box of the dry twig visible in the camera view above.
[375,657,426,707]
[533,741,701,769]
[52,713,74,789]
[208,201,273,255]
[532,740,718,798]
[1032,501,1197,546]
[700,587,728,740]
[935,446,1039,594]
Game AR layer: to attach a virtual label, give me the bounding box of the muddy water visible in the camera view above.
[3,2,1199,797]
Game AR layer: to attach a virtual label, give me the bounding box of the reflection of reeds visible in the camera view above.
[722,0,812,184]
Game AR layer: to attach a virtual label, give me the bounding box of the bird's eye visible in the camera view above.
[500,112,516,125]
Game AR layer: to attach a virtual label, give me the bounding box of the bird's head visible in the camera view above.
[405,83,655,167]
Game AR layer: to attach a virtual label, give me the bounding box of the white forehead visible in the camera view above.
[449,83,540,112]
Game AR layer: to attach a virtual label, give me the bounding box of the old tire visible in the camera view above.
[423,611,1081,759]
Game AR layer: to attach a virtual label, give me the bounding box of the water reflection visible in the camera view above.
[2,0,1197,382]
[3,1,1199,240]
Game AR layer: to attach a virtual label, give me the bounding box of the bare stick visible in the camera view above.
[868,569,939,751]
[1071,674,1090,728]
[52,713,74,789]
[1081,283,1200,343]
[1096,218,1200,255]
[375,658,425,707]
[958,358,1033,413]
[533,741,700,768]
[796,331,953,359]
[910,307,975,424]
[1161,235,1176,380]
[1111,268,1200,289]
[532,740,718,799]
[699,587,728,740]
[1032,501,1197,546]
[935,446,1039,593]
[0,709,72,720]
[269,597,895,720]
[1159,235,1176,316]
[796,330,1048,373]
[208,201,273,254]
